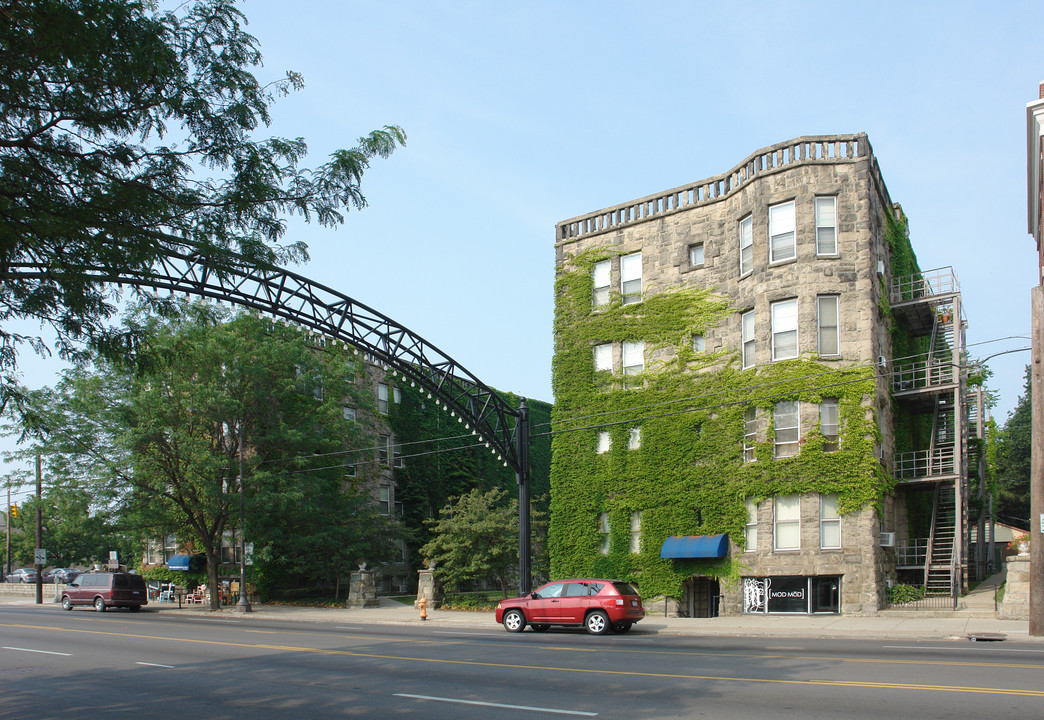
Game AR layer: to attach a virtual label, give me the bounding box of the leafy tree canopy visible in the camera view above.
[995,366,1032,528]
[0,0,404,412]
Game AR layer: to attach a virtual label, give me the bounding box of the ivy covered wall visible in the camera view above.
[550,247,892,601]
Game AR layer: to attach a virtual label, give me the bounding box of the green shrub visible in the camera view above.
[887,583,925,604]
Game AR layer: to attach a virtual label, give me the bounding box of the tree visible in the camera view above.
[13,301,383,608]
[995,366,1032,528]
[0,0,404,412]
[421,487,519,597]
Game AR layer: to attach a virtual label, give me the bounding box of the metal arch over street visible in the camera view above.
[3,246,534,593]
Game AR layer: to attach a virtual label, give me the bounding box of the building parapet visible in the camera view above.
[556,134,888,244]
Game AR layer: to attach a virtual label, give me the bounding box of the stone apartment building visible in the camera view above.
[551,134,976,616]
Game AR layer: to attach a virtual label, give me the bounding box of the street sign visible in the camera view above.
[108,550,118,571]
[34,548,46,565]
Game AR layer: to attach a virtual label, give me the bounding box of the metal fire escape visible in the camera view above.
[889,267,969,597]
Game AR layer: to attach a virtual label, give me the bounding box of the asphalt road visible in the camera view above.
[2,605,1043,719]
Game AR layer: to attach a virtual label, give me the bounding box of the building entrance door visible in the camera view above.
[683,576,721,617]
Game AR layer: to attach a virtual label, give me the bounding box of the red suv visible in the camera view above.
[61,572,148,612]
[495,579,645,634]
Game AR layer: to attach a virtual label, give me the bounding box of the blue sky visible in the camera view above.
[3,0,1041,494]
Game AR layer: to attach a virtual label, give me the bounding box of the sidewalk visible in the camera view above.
[145,592,1040,643]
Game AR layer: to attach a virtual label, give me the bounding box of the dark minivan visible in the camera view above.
[61,572,148,612]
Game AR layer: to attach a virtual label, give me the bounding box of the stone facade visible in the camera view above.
[998,555,1030,620]
[553,135,903,616]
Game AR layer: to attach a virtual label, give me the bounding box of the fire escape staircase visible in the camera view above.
[924,482,958,595]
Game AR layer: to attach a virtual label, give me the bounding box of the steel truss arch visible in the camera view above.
[4,246,533,591]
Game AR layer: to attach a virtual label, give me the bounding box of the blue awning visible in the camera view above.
[166,554,191,571]
[660,534,730,559]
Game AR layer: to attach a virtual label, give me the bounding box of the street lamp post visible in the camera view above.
[236,421,251,613]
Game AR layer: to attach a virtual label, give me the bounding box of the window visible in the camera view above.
[377,383,389,415]
[820,493,841,548]
[628,427,642,450]
[774,495,800,550]
[770,299,798,360]
[599,512,610,555]
[393,386,402,404]
[741,310,755,369]
[622,340,644,376]
[594,343,612,373]
[393,441,404,468]
[745,498,758,551]
[773,400,800,458]
[739,215,753,275]
[379,486,391,515]
[343,406,357,422]
[630,511,642,553]
[596,431,611,454]
[820,398,839,451]
[769,201,796,263]
[378,434,390,465]
[815,196,837,256]
[692,333,705,352]
[620,252,642,305]
[743,406,757,462]
[593,260,611,308]
[689,243,704,268]
[817,295,839,356]
[345,460,357,478]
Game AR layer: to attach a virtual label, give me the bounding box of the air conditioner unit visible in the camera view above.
[879,532,895,547]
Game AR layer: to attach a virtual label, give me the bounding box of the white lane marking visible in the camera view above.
[395,693,597,716]
[884,645,1044,654]
[335,626,365,630]
[3,646,72,656]
[137,662,175,668]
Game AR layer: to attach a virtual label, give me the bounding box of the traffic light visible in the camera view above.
[8,504,15,519]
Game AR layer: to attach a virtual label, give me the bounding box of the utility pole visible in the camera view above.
[35,453,42,605]
[5,487,11,578]
[236,421,251,613]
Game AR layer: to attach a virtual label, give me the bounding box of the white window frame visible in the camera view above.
[343,406,357,422]
[820,398,839,451]
[622,340,644,382]
[769,201,796,263]
[593,259,611,308]
[744,498,759,551]
[628,427,642,450]
[773,495,800,551]
[620,252,642,305]
[820,493,841,549]
[689,243,704,268]
[378,434,391,465]
[739,215,753,276]
[377,383,389,415]
[599,512,610,555]
[379,485,391,516]
[692,333,705,352]
[741,310,755,369]
[773,400,800,458]
[594,343,613,373]
[743,406,757,462]
[596,431,611,454]
[771,299,798,361]
[815,196,838,256]
[630,511,642,553]
[817,295,839,357]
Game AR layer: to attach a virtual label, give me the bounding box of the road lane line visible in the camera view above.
[3,646,71,656]
[884,645,1044,654]
[137,662,175,668]
[394,693,597,716]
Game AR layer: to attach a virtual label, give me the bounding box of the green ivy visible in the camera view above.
[550,248,890,601]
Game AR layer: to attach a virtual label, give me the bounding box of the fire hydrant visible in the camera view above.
[415,596,428,621]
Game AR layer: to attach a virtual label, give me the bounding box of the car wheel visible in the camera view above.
[128,605,141,612]
[531,624,550,632]
[585,610,610,635]
[502,609,526,633]
[94,597,106,613]
[610,622,632,634]
[61,596,73,611]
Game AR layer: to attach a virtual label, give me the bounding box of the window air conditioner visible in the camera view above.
[879,532,895,547]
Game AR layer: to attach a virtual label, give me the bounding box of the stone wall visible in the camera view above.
[998,555,1030,620]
